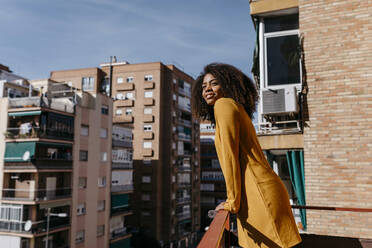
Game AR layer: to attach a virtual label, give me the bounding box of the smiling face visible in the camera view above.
[202,73,224,106]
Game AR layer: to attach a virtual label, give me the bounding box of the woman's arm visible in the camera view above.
[214,98,241,214]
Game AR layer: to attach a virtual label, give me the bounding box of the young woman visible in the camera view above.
[192,63,301,248]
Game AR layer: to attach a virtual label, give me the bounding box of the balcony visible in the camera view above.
[176,197,191,205]
[110,227,131,240]
[8,96,74,114]
[143,114,154,123]
[114,115,134,123]
[142,148,153,157]
[176,212,191,220]
[178,103,191,112]
[4,141,73,170]
[178,87,191,97]
[144,98,155,106]
[2,188,72,202]
[177,118,192,127]
[111,193,131,215]
[116,99,134,107]
[143,132,154,140]
[117,83,134,91]
[111,184,134,193]
[112,162,133,169]
[197,210,230,248]
[0,217,70,235]
[144,82,155,89]
[5,127,74,141]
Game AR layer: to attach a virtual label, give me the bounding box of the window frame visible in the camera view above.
[263,26,302,89]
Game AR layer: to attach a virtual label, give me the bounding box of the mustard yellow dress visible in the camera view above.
[214,98,301,248]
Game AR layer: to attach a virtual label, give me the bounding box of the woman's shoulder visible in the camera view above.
[214,97,240,111]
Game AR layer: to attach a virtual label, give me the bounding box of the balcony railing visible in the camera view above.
[2,188,71,201]
[177,118,192,127]
[111,184,134,193]
[110,227,129,240]
[5,127,73,140]
[176,197,191,204]
[198,210,230,248]
[112,162,133,169]
[176,212,191,220]
[0,217,70,234]
[178,87,191,97]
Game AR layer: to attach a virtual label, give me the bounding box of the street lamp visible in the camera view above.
[45,208,68,248]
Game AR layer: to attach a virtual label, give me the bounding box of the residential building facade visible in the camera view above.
[249,0,372,240]
[50,61,201,247]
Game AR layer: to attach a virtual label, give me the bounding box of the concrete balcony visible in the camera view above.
[2,188,72,202]
[143,98,155,106]
[142,148,153,157]
[114,115,134,123]
[143,114,154,123]
[144,82,155,89]
[143,132,154,140]
[116,83,134,91]
[116,99,134,107]
[111,184,134,193]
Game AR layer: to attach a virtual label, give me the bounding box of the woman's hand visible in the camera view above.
[215,201,226,212]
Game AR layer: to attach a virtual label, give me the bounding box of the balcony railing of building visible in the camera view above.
[178,87,191,97]
[5,127,74,140]
[176,197,191,205]
[110,227,130,240]
[8,96,74,113]
[2,188,72,201]
[111,162,133,169]
[111,184,134,193]
[0,217,70,234]
[197,210,230,248]
[177,118,192,127]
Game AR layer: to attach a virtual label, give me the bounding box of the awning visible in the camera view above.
[8,111,42,117]
[111,194,129,209]
[4,142,36,162]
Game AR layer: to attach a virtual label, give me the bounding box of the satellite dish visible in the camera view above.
[22,151,30,161]
[24,220,32,231]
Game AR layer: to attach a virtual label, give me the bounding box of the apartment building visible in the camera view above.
[198,123,225,231]
[50,61,201,247]
[0,69,117,248]
[249,0,372,241]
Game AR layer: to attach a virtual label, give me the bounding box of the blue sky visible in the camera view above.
[0,0,255,80]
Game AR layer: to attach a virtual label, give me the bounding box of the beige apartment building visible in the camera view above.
[248,0,372,243]
[0,68,120,248]
[50,61,201,247]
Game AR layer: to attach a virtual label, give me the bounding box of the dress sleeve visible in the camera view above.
[214,98,241,214]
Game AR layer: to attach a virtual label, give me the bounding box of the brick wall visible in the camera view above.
[300,0,372,238]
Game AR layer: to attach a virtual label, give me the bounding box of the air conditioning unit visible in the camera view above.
[262,87,298,114]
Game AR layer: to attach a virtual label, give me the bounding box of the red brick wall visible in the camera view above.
[300,0,372,238]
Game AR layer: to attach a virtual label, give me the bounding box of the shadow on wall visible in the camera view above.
[294,234,372,248]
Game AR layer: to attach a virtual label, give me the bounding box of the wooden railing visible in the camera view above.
[197,210,230,248]
[198,205,372,248]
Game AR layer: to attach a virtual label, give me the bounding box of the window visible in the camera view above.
[144,91,153,98]
[143,159,151,166]
[101,152,107,161]
[141,193,150,200]
[97,225,105,237]
[144,108,152,114]
[78,177,87,189]
[76,230,85,243]
[126,109,132,115]
[143,142,152,149]
[79,150,88,161]
[80,125,89,136]
[82,77,95,91]
[173,94,177,101]
[142,211,151,216]
[264,14,301,87]
[142,176,151,183]
[116,108,123,116]
[117,77,124,84]
[97,200,105,211]
[100,128,108,138]
[127,76,134,83]
[77,203,86,215]
[98,177,106,187]
[126,92,134,99]
[101,105,109,115]
[144,125,152,132]
[144,75,153,81]
[116,93,124,100]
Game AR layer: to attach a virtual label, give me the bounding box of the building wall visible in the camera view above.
[300,0,372,238]
[71,93,112,248]
[0,98,8,198]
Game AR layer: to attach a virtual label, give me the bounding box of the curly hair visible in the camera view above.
[192,63,258,122]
